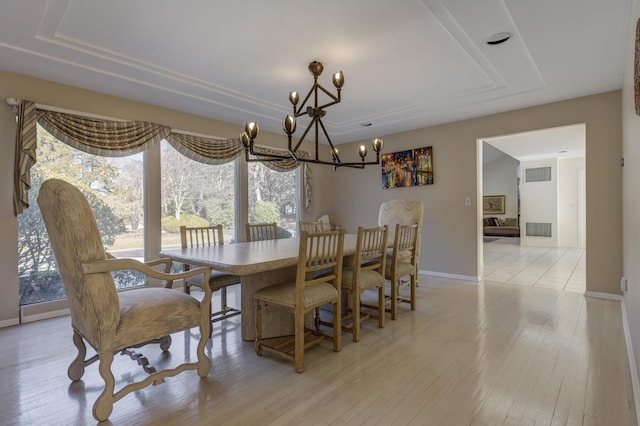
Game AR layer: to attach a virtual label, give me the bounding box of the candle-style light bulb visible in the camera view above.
[333,71,344,89]
[372,138,384,152]
[331,147,340,161]
[240,132,250,148]
[289,91,299,106]
[282,115,296,135]
[244,122,259,139]
[359,145,367,158]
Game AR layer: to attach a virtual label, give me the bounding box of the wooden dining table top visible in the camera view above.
[158,234,359,276]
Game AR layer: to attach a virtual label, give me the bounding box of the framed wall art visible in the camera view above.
[483,195,505,214]
[381,146,433,189]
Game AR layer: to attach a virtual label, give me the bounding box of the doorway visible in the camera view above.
[478,124,586,292]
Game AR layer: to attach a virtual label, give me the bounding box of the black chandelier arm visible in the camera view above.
[293,86,317,116]
[291,116,318,153]
[315,85,341,109]
[316,119,339,160]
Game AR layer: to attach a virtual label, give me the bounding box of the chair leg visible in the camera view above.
[391,278,398,320]
[352,291,360,342]
[93,351,115,422]
[410,275,417,311]
[377,286,385,328]
[221,286,228,310]
[333,300,342,353]
[68,330,87,381]
[255,302,263,355]
[196,324,211,379]
[294,305,305,373]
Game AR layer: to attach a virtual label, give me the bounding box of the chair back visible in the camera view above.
[354,225,388,278]
[299,221,324,233]
[391,223,420,271]
[181,225,224,248]
[317,214,331,230]
[246,222,279,242]
[37,179,119,349]
[297,230,344,291]
[378,199,423,240]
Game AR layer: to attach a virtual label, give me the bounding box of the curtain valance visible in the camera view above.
[12,100,307,215]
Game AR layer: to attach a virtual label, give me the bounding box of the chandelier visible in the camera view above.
[240,61,383,169]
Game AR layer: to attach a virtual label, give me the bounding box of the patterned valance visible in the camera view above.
[12,100,308,215]
[165,133,243,165]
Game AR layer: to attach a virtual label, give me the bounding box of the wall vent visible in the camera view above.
[526,222,552,237]
[525,166,552,182]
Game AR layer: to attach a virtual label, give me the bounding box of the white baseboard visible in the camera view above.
[0,317,19,328]
[420,270,480,282]
[20,299,71,323]
[621,298,640,426]
[586,291,640,425]
[21,308,70,323]
[584,291,623,301]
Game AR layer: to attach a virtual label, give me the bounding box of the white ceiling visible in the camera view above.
[0,0,632,148]
[483,123,586,162]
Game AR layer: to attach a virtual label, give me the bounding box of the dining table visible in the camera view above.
[159,234,358,341]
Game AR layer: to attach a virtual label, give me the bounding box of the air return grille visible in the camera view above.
[526,222,552,237]
[525,166,551,182]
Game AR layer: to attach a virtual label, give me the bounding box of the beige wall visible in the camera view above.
[333,91,622,288]
[622,0,640,401]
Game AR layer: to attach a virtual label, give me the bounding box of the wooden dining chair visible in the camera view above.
[299,220,324,233]
[37,179,212,421]
[180,225,241,325]
[339,225,387,342]
[386,223,420,319]
[246,222,279,242]
[254,229,344,373]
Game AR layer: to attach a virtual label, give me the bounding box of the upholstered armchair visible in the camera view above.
[37,179,212,422]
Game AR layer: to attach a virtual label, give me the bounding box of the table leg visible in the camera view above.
[240,266,297,341]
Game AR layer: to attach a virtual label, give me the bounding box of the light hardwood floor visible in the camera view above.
[0,264,634,425]
[483,237,586,293]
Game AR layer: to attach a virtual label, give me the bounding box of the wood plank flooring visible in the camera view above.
[0,268,634,424]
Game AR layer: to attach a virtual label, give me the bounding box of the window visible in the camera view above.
[160,141,237,247]
[18,125,145,306]
[248,162,298,238]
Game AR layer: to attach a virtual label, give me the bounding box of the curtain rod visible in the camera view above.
[5,97,230,141]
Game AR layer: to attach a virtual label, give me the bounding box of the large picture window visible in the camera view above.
[17,125,145,306]
[248,162,298,238]
[160,141,237,247]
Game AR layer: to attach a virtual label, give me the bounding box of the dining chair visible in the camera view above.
[246,222,279,242]
[299,220,324,233]
[37,179,212,422]
[339,225,387,342]
[378,198,423,254]
[180,225,241,325]
[254,229,344,373]
[386,223,420,320]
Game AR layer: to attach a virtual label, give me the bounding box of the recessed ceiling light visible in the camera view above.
[360,123,372,127]
[486,32,512,45]
[558,150,567,153]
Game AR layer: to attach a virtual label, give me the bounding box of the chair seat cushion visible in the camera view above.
[385,260,416,279]
[342,268,384,291]
[186,269,241,290]
[113,287,201,350]
[255,281,339,309]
